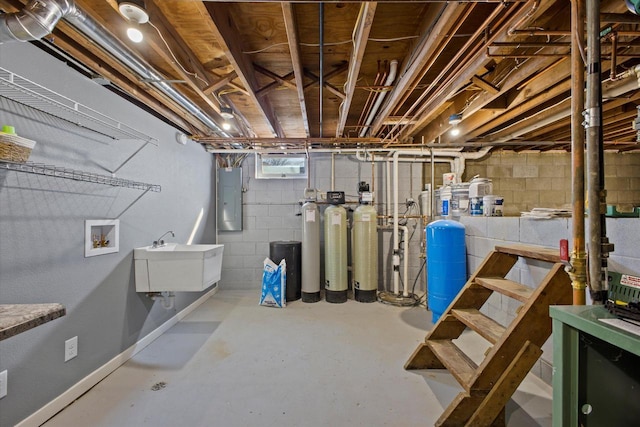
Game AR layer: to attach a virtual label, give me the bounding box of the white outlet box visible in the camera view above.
[65,336,78,362]
[0,370,7,399]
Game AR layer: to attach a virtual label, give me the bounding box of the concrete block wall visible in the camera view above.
[459,215,640,384]
[463,151,640,215]
[218,154,431,294]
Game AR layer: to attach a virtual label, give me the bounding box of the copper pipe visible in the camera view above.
[384,1,519,143]
[357,61,385,132]
[394,2,531,143]
[490,42,571,47]
[487,52,569,58]
[507,0,540,36]
[391,4,476,115]
[610,32,618,80]
[570,0,587,305]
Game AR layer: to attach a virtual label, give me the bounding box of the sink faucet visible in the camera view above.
[153,230,175,248]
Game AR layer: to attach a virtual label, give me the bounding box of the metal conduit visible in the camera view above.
[319,3,324,138]
[586,0,611,303]
[0,0,230,137]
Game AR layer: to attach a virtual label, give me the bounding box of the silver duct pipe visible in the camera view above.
[0,0,230,137]
[0,0,76,43]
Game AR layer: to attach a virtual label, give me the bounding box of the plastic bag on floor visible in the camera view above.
[260,257,286,308]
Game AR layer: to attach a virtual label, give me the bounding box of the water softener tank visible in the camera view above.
[427,220,466,323]
[353,204,378,302]
[301,201,321,302]
[324,204,348,303]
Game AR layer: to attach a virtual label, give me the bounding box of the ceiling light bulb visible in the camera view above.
[127,27,144,43]
[222,122,232,131]
[450,128,461,137]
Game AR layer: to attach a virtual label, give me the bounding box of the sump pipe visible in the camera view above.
[0,0,230,137]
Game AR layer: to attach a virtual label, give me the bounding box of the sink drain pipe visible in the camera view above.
[149,292,175,310]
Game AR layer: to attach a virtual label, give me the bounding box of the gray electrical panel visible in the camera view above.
[217,167,243,231]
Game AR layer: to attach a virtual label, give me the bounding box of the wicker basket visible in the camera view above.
[0,132,36,163]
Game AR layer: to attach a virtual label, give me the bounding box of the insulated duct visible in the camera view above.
[0,0,230,137]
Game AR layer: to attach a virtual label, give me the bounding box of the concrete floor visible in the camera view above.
[43,290,552,426]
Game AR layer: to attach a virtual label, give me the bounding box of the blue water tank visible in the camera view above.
[427,220,467,323]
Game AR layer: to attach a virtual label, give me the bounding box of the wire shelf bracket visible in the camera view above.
[0,67,158,144]
[0,160,161,192]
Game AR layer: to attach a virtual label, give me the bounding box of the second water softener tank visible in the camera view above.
[324,204,348,303]
[353,204,378,302]
[427,220,466,323]
[301,201,321,302]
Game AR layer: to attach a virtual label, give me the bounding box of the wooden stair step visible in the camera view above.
[427,339,477,389]
[494,244,561,263]
[451,308,506,344]
[475,277,534,303]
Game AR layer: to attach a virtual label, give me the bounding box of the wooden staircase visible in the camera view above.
[405,244,572,426]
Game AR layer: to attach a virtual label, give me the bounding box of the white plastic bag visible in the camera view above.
[260,258,286,308]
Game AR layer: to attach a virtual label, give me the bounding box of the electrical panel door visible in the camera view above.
[218,167,243,231]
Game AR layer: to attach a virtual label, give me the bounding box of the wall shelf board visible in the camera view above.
[0,304,66,341]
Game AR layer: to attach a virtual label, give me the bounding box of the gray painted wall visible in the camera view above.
[0,43,217,425]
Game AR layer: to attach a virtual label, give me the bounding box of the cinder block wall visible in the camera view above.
[460,215,640,385]
[218,154,428,293]
[463,151,640,215]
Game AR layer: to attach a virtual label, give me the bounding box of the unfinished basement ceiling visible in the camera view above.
[1,0,640,152]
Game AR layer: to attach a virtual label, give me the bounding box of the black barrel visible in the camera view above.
[269,241,302,302]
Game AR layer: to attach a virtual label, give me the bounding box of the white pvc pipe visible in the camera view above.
[400,225,409,297]
[386,160,392,225]
[359,60,399,137]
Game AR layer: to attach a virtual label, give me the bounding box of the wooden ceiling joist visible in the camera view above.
[204,2,284,137]
[335,2,377,138]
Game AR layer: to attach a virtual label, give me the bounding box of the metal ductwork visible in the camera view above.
[0,0,230,137]
[0,0,77,43]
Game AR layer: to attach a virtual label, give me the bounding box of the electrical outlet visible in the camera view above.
[65,336,78,362]
[0,370,7,399]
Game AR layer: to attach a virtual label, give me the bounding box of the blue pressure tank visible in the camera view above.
[427,220,467,323]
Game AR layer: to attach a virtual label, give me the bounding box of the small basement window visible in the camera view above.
[255,153,307,179]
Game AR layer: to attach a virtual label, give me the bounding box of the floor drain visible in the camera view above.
[151,382,167,391]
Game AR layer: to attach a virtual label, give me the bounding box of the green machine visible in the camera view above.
[606,271,640,321]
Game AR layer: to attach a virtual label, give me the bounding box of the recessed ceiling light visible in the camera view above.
[118,0,149,24]
[220,106,234,119]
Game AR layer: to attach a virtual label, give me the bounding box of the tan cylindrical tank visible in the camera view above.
[324,204,348,303]
[353,204,378,302]
[301,201,321,302]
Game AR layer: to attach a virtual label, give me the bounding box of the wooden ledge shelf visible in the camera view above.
[0,303,66,341]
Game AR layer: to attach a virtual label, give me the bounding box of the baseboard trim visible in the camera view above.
[16,285,219,427]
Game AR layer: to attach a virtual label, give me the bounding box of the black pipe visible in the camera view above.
[319,2,324,137]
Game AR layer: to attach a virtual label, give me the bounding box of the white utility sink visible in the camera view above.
[134,243,224,292]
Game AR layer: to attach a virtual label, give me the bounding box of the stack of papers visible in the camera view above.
[521,208,572,219]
